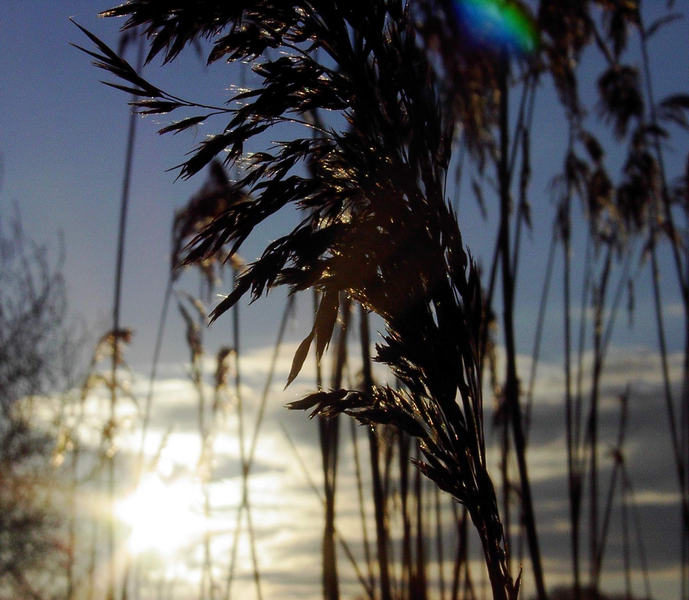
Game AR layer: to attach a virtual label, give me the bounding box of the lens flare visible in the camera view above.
[451,0,539,56]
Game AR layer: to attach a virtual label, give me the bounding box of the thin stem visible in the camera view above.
[510,79,537,282]
[622,464,653,600]
[639,16,689,593]
[621,470,632,600]
[586,244,614,592]
[399,432,412,599]
[525,230,556,438]
[593,390,628,584]
[137,272,173,473]
[561,196,581,600]
[318,294,340,600]
[450,503,466,600]
[414,441,427,600]
[574,234,593,458]
[500,416,511,577]
[108,34,144,600]
[352,419,376,597]
[278,421,375,600]
[360,305,392,600]
[497,54,547,600]
[649,231,689,531]
[247,295,295,465]
[322,294,351,600]
[225,295,293,600]
[435,479,446,600]
[639,23,688,297]
[232,267,262,600]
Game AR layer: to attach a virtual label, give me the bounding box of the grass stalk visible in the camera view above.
[620,465,631,600]
[497,54,546,600]
[86,515,97,600]
[500,414,511,578]
[369,420,390,596]
[319,334,341,599]
[352,419,376,597]
[399,431,413,599]
[561,184,591,600]
[639,24,688,300]
[585,244,612,591]
[450,503,463,600]
[278,421,374,600]
[360,306,392,600]
[232,267,263,600]
[621,464,653,600]
[66,446,78,600]
[108,33,144,600]
[224,295,293,600]
[509,80,537,282]
[648,226,689,536]
[524,230,557,435]
[413,440,428,600]
[322,294,351,600]
[181,293,214,600]
[65,375,91,600]
[638,18,689,595]
[435,485,447,600]
[574,234,593,456]
[247,294,295,461]
[592,389,628,584]
[137,272,173,472]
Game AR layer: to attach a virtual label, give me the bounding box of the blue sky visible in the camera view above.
[1,2,687,365]
[1,2,689,600]
[1,1,687,369]
[0,1,304,368]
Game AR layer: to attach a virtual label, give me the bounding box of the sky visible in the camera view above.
[1,2,689,600]
[1,2,687,364]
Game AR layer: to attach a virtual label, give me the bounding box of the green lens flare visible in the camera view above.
[452,0,539,56]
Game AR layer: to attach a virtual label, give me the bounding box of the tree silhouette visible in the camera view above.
[0,210,78,599]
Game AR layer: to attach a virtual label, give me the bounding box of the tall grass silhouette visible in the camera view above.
[75,3,519,598]
[67,2,689,600]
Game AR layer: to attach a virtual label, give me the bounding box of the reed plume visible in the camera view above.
[75,2,530,598]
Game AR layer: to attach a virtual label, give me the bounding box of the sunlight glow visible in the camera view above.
[115,473,207,557]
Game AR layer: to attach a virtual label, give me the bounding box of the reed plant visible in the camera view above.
[537,5,689,597]
[72,2,689,600]
[75,2,522,598]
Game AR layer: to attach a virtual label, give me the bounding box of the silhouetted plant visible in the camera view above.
[75,2,689,599]
[76,3,521,599]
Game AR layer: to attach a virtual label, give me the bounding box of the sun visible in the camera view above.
[115,473,207,557]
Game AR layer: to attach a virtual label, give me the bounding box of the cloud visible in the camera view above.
[45,338,686,600]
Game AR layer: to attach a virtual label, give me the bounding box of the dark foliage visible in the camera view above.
[0,211,77,599]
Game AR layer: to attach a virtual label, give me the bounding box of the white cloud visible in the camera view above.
[40,338,687,600]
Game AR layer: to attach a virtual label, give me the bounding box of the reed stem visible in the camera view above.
[497,53,546,600]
